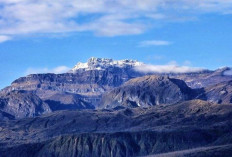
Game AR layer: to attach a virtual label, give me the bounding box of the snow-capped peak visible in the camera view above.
[70,57,143,72]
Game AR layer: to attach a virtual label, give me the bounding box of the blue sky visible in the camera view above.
[0,0,232,89]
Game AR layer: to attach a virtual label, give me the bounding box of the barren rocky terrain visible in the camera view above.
[0,58,232,156]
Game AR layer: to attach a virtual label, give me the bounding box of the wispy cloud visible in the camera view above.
[0,0,232,38]
[139,40,172,47]
[134,62,203,73]
[0,35,12,43]
[25,66,70,75]
[146,55,164,61]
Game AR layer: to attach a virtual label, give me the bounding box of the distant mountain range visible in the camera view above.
[0,57,232,156]
[1,57,231,119]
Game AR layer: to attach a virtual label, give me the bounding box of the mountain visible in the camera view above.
[100,75,202,108]
[0,58,231,119]
[1,58,144,108]
[0,57,232,156]
[0,100,232,157]
[174,67,232,89]
[201,80,232,104]
[101,72,232,108]
[0,90,51,119]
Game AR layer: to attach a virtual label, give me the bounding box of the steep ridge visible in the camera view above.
[100,75,202,108]
[0,58,144,109]
[0,90,51,119]
[174,67,232,88]
[0,100,232,156]
[200,80,232,104]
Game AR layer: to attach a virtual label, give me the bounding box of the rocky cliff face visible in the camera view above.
[44,92,95,111]
[174,67,232,89]
[201,80,232,104]
[0,58,231,119]
[0,90,51,119]
[100,75,202,108]
[0,58,144,109]
[3,58,144,96]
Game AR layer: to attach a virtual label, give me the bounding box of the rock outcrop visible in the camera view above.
[200,80,232,104]
[0,90,51,119]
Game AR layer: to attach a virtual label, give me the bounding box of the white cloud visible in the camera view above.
[183,60,192,66]
[0,35,11,43]
[134,62,203,73]
[139,40,172,47]
[25,66,70,75]
[0,0,232,38]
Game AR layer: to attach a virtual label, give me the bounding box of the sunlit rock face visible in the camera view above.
[100,75,202,108]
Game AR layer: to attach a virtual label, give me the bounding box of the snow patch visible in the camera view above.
[70,57,143,73]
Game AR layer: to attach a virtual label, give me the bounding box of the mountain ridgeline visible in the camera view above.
[100,75,202,108]
[0,58,232,119]
[0,57,232,156]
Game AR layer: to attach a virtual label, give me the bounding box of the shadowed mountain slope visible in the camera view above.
[201,80,232,104]
[0,100,232,157]
[145,144,232,157]
[0,90,51,119]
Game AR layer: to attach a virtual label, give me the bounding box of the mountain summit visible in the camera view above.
[70,57,143,73]
[0,57,232,120]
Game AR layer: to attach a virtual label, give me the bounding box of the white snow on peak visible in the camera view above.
[70,57,143,72]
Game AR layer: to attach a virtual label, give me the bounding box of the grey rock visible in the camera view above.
[199,80,232,104]
[0,100,232,156]
[146,144,232,157]
[44,92,95,111]
[0,110,15,120]
[100,76,202,108]
[0,90,51,119]
[174,67,232,88]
